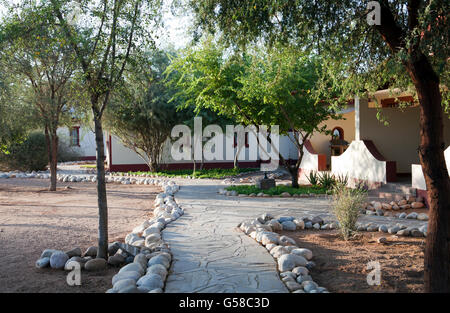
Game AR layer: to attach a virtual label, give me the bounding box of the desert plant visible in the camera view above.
[335,173,349,186]
[331,183,367,240]
[306,171,319,186]
[318,171,336,190]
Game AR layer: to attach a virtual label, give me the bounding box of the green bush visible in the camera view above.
[335,173,349,186]
[0,132,48,171]
[225,184,328,195]
[57,139,81,162]
[117,168,258,179]
[318,171,336,190]
[306,171,319,186]
[331,183,367,240]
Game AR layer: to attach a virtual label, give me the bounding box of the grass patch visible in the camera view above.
[80,164,97,168]
[114,168,259,179]
[225,184,329,195]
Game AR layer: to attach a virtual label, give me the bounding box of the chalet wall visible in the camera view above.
[308,109,355,168]
[359,99,450,173]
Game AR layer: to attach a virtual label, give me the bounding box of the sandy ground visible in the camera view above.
[283,230,425,293]
[0,178,160,293]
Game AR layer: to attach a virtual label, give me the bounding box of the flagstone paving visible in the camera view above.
[162,179,427,293]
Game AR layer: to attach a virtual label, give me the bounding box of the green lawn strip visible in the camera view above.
[114,168,259,179]
[225,184,329,196]
[79,164,97,168]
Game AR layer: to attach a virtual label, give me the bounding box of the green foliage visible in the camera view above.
[187,0,449,114]
[57,139,81,162]
[167,39,340,185]
[306,171,319,186]
[335,173,349,186]
[168,39,338,133]
[331,183,367,240]
[115,167,258,179]
[0,132,48,171]
[107,49,191,172]
[318,171,337,190]
[0,75,38,150]
[225,184,328,196]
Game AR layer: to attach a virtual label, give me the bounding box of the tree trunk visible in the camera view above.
[289,166,299,188]
[406,55,450,292]
[44,126,57,191]
[49,130,58,192]
[234,146,240,169]
[93,114,109,260]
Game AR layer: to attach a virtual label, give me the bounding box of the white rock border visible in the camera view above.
[17,169,185,293]
[238,213,329,293]
[106,180,183,293]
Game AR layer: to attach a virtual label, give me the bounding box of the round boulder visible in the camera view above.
[65,247,82,258]
[278,254,308,272]
[136,273,164,290]
[146,264,168,280]
[108,254,126,266]
[112,270,142,285]
[291,248,313,260]
[84,258,107,271]
[83,246,97,257]
[118,262,145,276]
[50,251,69,269]
[36,257,50,269]
[147,255,170,269]
[281,221,296,231]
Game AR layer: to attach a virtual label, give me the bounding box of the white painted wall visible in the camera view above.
[107,130,299,167]
[412,146,450,190]
[299,145,319,171]
[309,109,355,168]
[360,99,450,173]
[331,140,387,184]
[57,125,97,158]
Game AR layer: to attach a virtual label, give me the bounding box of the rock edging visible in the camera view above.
[106,180,183,293]
[32,175,184,293]
[238,213,329,293]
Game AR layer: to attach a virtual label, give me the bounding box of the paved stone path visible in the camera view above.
[162,179,427,293]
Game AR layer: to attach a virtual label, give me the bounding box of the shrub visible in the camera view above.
[335,173,349,186]
[306,171,319,186]
[57,139,81,162]
[0,132,48,171]
[331,183,367,240]
[318,171,336,190]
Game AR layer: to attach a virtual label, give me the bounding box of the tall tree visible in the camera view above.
[0,3,76,190]
[49,0,163,259]
[0,72,37,155]
[107,49,191,172]
[187,0,450,291]
[168,40,339,186]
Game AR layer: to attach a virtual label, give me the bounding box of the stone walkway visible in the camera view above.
[162,179,427,293]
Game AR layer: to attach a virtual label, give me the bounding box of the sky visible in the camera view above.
[0,0,194,50]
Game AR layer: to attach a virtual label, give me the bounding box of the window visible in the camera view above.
[233,132,249,148]
[331,127,344,140]
[70,127,80,146]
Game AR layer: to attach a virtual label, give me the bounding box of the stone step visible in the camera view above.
[370,183,415,194]
[368,191,414,200]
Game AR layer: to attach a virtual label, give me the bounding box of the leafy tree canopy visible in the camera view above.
[187,0,449,111]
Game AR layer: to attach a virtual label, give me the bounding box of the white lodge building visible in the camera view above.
[79,88,449,206]
[300,89,450,205]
